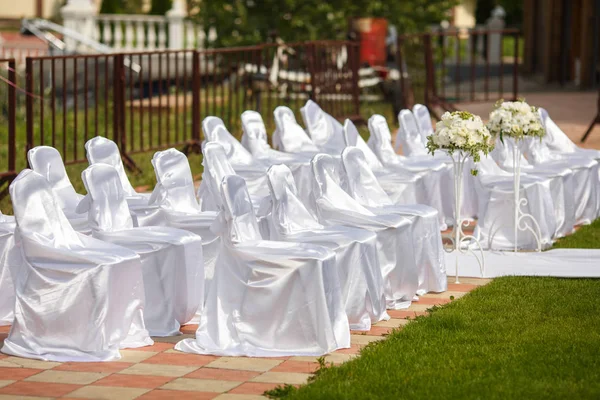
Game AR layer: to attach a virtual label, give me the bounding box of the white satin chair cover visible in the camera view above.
[85,136,163,226]
[176,175,350,357]
[300,99,347,153]
[80,164,204,337]
[273,106,320,153]
[241,110,314,207]
[28,146,90,234]
[473,154,557,250]
[0,212,16,326]
[341,147,447,294]
[368,115,454,227]
[492,138,576,236]
[310,154,418,308]
[413,104,435,145]
[3,169,152,362]
[396,108,429,156]
[200,117,270,201]
[539,108,600,159]
[265,164,388,330]
[150,148,220,308]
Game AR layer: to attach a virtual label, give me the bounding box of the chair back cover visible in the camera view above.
[397,109,428,156]
[367,114,401,166]
[241,111,270,154]
[412,104,434,143]
[27,146,82,211]
[266,164,323,235]
[85,136,137,196]
[273,106,319,153]
[343,119,384,170]
[311,154,374,216]
[201,142,237,210]
[341,147,394,207]
[300,100,346,153]
[219,175,263,243]
[202,116,226,141]
[538,107,578,152]
[80,164,135,232]
[151,148,201,213]
[10,169,82,249]
[204,118,256,166]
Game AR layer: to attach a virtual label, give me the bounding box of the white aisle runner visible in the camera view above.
[446,249,600,278]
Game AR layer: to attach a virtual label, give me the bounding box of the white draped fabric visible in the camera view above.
[265,164,389,331]
[310,154,419,309]
[0,213,16,326]
[473,155,557,250]
[3,169,153,362]
[176,175,350,357]
[340,147,447,294]
[539,108,600,159]
[28,146,90,234]
[85,137,163,227]
[149,148,220,308]
[80,164,204,337]
[367,115,454,227]
[273,106,320,153]
[240,111,314,208]
[300,99,347,153]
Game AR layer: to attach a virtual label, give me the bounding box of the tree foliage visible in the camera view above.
[99,0,145,14]
[149,0,173,15]
[188,0,458,47]
[475,0,523,27]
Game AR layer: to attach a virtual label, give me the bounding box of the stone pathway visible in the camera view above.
[0,277,490,400]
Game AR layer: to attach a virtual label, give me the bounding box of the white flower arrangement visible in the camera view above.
[487,99,545,142]
[426,111,495,175]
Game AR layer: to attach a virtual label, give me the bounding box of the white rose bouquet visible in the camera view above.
[426,111,495,175]
[487,99,545,142]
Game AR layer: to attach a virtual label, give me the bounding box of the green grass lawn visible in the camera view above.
[267,223,600,399]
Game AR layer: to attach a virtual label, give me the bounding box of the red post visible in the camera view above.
[7,59,16,173]
[192,50,201,142]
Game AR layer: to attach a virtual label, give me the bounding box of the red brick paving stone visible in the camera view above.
[447,283,479,292]
[229,382,282,395]
[0,367,43,380]
[0,354,7,360]
[335,344,363,355]
[0,326,10,333]
[416,297,451,305]
[93,374,175,389]
[128,342,174,352]
[180,324,199,334]
[137,389,218,399]
[387,310,428,319]
[53,362,133,373]
[271,360,320,374]
[142,353,217,366]
[0,381,81,397]
[185,368,261,381]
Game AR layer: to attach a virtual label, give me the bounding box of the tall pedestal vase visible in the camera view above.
[445,150,485,283]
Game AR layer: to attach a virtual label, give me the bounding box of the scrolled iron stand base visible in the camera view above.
[442,150,485,283]
[487,144,543,252]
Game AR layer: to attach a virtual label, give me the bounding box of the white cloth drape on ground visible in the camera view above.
[273,106,320,153]
[2,169,152,362]
[340,146,447,294]
[149,148,220,310]
[28,146,90,234]
[85,136,163,227]
[240,110,314,208]
[265,164,388,331]
[310,154,418,309]
[472,155,557,250]
[80,164,204,337]
[176,175,350,357]
[0,213,16,326]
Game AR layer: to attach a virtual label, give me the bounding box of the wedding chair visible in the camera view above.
[368,114,454,227]
[539,108,600,160]
[340,147,447,294]
[150,148,220,305]
[85,136,163,226]
[311,154,419,308]
[28,146,90,234]
[80,163,204,337]
[0,212,16,326]
[300,99,347,153]
[412,104,435,145]
[272,106,320,153]
[3,169,152,361]
[175,175,350,357]
[265,164,388,330]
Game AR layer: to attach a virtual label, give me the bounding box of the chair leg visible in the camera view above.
[580,113,600,143]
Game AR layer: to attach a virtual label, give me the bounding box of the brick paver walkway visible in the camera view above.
[0,278,490,400]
